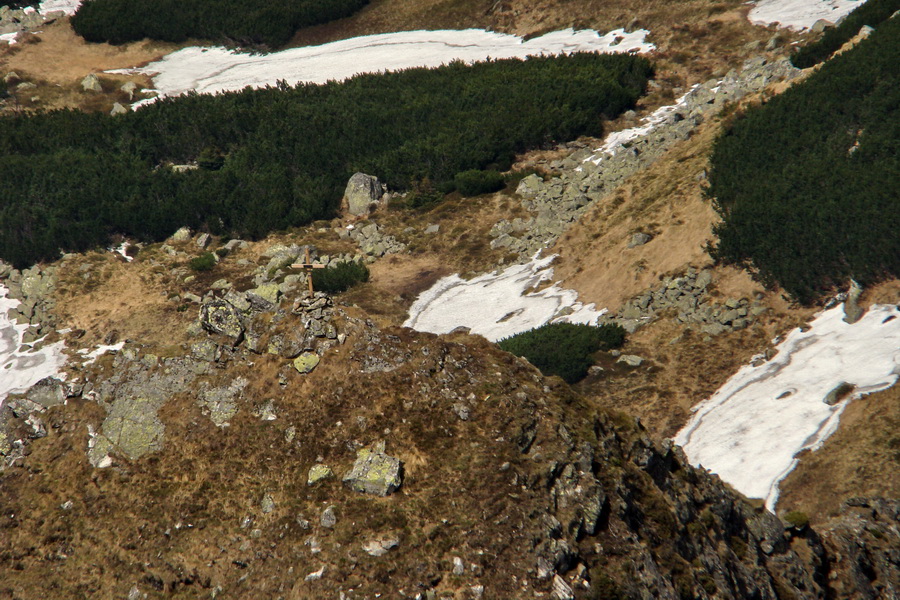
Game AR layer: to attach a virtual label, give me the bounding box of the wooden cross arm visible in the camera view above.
[290,263,327,269]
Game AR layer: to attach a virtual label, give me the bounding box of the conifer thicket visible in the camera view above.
[790,0,900,68]
[0,53,652,267]
[709,18,899,303]
[71,0,369,48]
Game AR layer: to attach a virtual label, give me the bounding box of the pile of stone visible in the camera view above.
[338,222,406,259]
[491,57,801,258]
[195,287,340,369]
[1,262,58,343]
[251,244,366,290]
[599,268,768,335]
[0,5,58,38]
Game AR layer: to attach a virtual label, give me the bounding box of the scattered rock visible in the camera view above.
[842,280,865,324]
[261,493,275,514]
[617,355,643,367]
[110,102,128,116]
[627,232,651,248]
[320,505,336,529]
[343,445,403,496]
[424,224,440,234]
[293,352,320,374]
[362,536,399,557]
[80,73,102,93]
[121,81,137,100]
[170,227,192,243]
[823,382,855,406]
[452,556,465,576]
[307,464,334,485]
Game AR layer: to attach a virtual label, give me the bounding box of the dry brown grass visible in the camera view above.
[778,384,900,524]
[0,18,181,113]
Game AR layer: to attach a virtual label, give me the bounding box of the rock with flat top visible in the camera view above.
[343,446,403,496]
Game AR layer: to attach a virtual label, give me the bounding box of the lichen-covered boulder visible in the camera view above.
[199,300,244,343]
[293,352,320,374]
[307,464,334,486]
[343,446,403,496]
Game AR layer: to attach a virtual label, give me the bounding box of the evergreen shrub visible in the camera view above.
[790,0,900,68]
[0,53,652,267]
[454,169,505,197]
[189,252,216,271]
[311,261,369,293]
[709,18,900,303]
[71,0,370,48]
[498,322,626,383]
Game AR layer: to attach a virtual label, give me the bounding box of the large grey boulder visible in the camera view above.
[343,444,403,496]
[81,73,102,93]
[344,173,383,216]
[25,377,66,408]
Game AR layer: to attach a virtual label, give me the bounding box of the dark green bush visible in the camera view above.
[311,260,369,293]
[454,169,505,197]
[71,0,369,48]
[498,322,626,383]
[791,0,900,68]
[783,510,809,529]
[0,53,651,268]
[189,252,217,271]
[709,18,900,303]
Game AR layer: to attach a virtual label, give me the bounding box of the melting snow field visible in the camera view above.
[750,0,866,30]
[113,28,654,103]
[675,303,900,510]
[0,285,67,410]
[403,254,607,342]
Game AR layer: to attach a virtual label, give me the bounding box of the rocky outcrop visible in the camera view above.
[0,5,58,39]
[1,262,59,342]
[819,498,900,600]
[492,57,801,258]
[598,268,767,334]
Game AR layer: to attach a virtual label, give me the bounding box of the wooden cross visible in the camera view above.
[291,247,326,295]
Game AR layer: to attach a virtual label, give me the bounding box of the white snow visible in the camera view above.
[749,0,866,31]
[674,303,900,509]
[37,0,82,15]
[78,342,125,365]
[403,254,607,342]
[0,284,67,410]
[0,32,17,44]
[583,86,698,166]
[111,28,654,104]
[111,241,134,262]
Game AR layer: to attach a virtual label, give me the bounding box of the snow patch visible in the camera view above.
[111,28,654,105]
[0,284,67,410]
[749,0,866,31]
[38,0,82,15]
[674,303,900,510]
[403,254,607,342]
[78,342,125,365]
